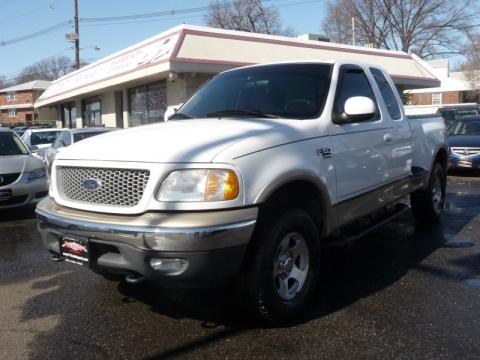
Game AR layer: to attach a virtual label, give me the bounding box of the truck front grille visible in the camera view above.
[57,166,150,207]
[451,147,480,157]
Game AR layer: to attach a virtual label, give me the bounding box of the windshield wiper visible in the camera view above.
[206,109,279,119]
[168,112,193,120]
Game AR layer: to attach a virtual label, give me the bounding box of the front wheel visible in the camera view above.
[243,209,320,324]
[411,162,446,223]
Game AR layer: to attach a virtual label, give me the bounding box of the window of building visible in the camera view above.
[82,97,101,127]
[128,80,167,127]
[6,92,16,101]
[432,92,441,105]
[8,109,16,117]
[61,102,77,128]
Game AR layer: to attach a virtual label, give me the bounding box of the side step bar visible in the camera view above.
[324,204,410,247]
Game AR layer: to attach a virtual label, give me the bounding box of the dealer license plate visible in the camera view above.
[59,236,89,265]
[458,160,473,168]
[0,189,12,202]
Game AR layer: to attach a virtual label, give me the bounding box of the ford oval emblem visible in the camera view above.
[83,179,102,191]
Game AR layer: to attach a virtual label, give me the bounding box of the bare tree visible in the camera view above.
[460,32,480,102]
[205,0,293,35]
[16,56,76,84]
[0,75,7,89]
[322,0,476,58]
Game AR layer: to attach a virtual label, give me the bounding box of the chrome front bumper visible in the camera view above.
[36,197,257,285]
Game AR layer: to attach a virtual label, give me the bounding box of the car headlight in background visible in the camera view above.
[157,169,239,202]
[28,167,47,181]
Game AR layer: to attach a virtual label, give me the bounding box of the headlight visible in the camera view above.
[28,167,47,181]
[157,169,239,202]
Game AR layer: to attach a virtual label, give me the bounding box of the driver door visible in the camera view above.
[328,65,392,205]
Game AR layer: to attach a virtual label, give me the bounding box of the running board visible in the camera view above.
[324,204,410,247]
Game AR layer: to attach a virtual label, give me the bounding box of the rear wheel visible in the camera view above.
[243,209,320,324]
[411,162,446,223]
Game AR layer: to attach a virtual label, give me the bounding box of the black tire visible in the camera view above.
[411,162,446,223]
[242,209,320,325]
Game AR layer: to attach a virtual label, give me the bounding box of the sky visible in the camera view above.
[0,0,328,81]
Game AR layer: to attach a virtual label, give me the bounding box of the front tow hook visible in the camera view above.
[50,252,64,262]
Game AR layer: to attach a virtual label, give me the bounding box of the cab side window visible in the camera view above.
[54,131,69,149]
[63,132,72,147]
[370,68,401,120]
[52,133,62,149]
[334,66,379,122]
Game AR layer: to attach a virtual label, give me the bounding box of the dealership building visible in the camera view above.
[35,24,440,128]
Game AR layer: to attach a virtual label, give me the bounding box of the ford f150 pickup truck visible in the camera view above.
[36,61,447,323]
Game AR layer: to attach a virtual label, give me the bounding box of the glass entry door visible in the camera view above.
[82,97,102,127]
[61,102,77,128]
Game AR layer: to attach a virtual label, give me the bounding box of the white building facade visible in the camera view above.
[35,25,440,129]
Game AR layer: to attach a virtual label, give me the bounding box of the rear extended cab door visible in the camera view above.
[369,67,414,181]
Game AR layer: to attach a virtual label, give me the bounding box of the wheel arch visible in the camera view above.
[428,144,448,184]
[254,171,334,237]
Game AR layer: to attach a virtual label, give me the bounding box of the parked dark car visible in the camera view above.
[438,105,480,127]
[448,116,480,170]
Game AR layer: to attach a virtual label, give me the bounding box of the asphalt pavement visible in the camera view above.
[1,174,479,360]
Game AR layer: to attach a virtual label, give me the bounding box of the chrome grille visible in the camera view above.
[57,166,150,207]
[451,147,480,157]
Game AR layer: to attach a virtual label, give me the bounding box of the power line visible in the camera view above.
[0,6,43,24]
[79,5,213,23]
[77,0,322,26]
[0,0,322,47]
[0,20,72,46]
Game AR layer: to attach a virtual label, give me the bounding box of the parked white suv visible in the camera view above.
[21,128,61,159]
[45,127,116,172]
[0,128,48,209]
[36,61,447,323]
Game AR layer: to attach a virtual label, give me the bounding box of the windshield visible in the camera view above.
[0,132,29,156]
[449,119,480,135]
[31,131,60,145]
[173,63,332,120]
[73,131,109,143]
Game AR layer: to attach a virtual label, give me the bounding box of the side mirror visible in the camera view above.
[29,145,39,153]
[335,96,376,124]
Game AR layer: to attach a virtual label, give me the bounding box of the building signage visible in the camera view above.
[37,32,179,104]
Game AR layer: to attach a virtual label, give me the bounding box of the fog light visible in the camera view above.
[149,258,189,275]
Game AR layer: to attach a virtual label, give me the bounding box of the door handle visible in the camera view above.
[384,134,393,144]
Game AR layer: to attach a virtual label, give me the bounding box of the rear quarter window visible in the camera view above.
[370,68,402,120]
[31,131,60,146]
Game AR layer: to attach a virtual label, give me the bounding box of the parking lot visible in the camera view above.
[1,174,479,360]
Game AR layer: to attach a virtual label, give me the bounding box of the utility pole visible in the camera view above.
[74,0,80,69]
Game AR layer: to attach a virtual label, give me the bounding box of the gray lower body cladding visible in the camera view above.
[36,197,257,286]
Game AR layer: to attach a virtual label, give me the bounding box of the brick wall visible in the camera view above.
[410,91,461,105]
[411,93,432,105]
[0,90,37,126]
[0,90,33,106]
[442,91,461,104]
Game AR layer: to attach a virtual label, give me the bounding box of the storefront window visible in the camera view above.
[61,102,76,128]
[82,97,102,127]
[128,81,167,127]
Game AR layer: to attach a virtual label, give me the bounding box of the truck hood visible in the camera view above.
[448,135,480,148]
[0,155,43,174]
[57,118,290,163]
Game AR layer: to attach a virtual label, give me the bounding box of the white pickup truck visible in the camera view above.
[36,60,447,323]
